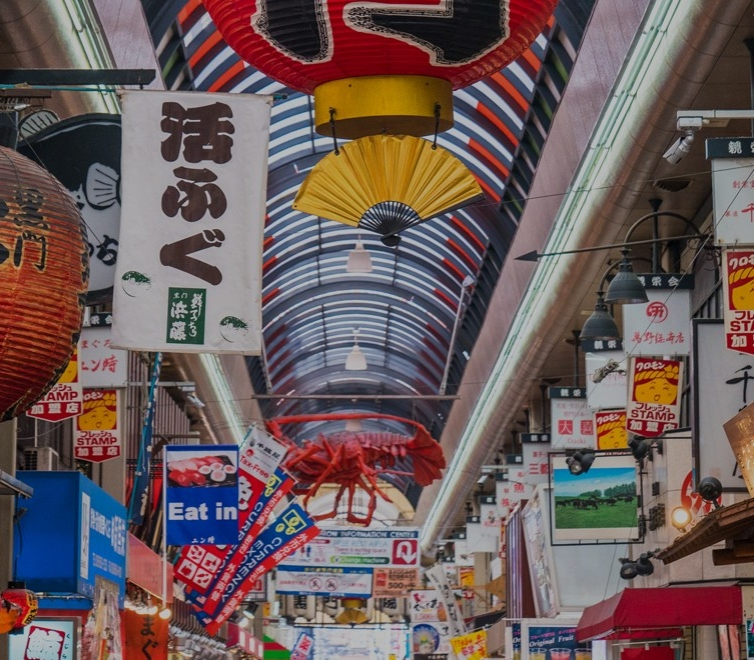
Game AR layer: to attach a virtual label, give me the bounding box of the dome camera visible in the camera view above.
[696,476,722,507]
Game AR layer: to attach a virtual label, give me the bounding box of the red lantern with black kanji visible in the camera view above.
[203,0,558,137]
[0,147,89,421]
[0,584,38,633]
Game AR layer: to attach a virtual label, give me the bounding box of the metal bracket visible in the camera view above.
[0,470,33,498]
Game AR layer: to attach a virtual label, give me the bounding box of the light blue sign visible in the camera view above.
[15,472,127,607]
[164,445,239,545]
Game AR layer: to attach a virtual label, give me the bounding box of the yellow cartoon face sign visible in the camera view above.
[729,265,754,310]
[78,391,117,431]
[633,362,679,405]
[597,422,627,449]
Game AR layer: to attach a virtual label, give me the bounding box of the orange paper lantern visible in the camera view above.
[1,585,38,630]
[0,147,89,420]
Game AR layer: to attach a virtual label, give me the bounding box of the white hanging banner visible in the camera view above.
[425,564,467,638]
[622,278,692,356]
[586,350,627,410]
[708,137,754,245]
[113,90,272,354]
[693,320,751,492]
[549,387,594,449]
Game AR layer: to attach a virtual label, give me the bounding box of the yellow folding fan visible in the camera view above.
[293,134,484,246]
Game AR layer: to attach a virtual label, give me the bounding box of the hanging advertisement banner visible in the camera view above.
[175,429,289,594]
[409,590,449,623]
[291,631,315,660]
[425,564,467,638]
[708,137,754,245]
[522,490,558,618]
[18,114,122,305]
[128,352,162,525]
[26,345,83,422]
[113,90,271,354]
[450,629,488,660]
[693,320,751,492]
[594,410,628,450]
[723,248,754,355]
[622,276,693,356]
[474,496,501,553]
[586,350,627,410]
[79,316,129,388]
[74,389,121,463]
[496,470,533,519]
[551,454,640,542]
[523,443,552,484]
[549,388,594,449]
[164,445,240,546]
[626,356,683,437]
[280,527,420,568]
[412,622,453,657]
[520,621,587,660]
[373,567,420,597]
[276,566,373,598]
[124,609,168,660]
[201,502,320,635]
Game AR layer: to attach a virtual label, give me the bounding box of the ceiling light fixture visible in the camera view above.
[580,291,621,342]
[346,236,373,273]
[345,329,367,371]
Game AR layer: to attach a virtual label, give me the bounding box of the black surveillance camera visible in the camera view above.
[696,476,722,507]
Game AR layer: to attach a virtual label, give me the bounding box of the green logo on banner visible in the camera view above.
[166,287,206,344]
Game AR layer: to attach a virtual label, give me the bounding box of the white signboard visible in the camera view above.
[281,527,420,568]
[550,388,594,449]
[408,589,449,623]
[80,319,128,388]
[425,564,467,638]
[710,138,754,245]
[693,320,750,491]
[113,90,271,354]
[586,350,627,410]
[9,618,77,660]
[522,443,553,485]
[275,566,372,598]
[496,470,533,518]
[622,287,691,356]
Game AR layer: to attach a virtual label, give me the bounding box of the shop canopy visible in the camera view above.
[576,586,742,642]
[264,635,291,660]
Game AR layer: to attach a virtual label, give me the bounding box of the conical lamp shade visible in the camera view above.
[345,339,367,371]
[346,240,373,273]
[581,293,621,341]
[293,135,484,239]
[605,251,648,304]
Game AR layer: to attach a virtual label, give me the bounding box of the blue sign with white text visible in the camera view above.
[164,445,240,545]
[14,472,127,607]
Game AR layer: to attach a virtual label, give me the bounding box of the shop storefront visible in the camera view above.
[12,471,127,658]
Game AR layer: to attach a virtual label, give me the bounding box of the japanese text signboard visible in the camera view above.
[27,345,83,422]
[708,137,754,245]
[723,248,754,355]
[622,276,692,357]
[113,90,271,354]
[280,527,420,568]
[372,567,420,597]
[627,356,683,437]
[693,320,751,492]
[276,566,373,598]
[80,316,128,388]
[549,388,594,449]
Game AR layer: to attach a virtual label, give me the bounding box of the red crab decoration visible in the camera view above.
[266,413,445,525]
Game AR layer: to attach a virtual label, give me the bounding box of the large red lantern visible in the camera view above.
[203,0,558,137]
[0,147,89,421]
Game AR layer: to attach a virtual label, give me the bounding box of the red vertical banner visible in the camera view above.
[626,357,682,437]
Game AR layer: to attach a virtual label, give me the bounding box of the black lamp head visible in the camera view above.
[628,436,651,464]
[605,249,649,305]
[618,558,638,580]
[696,476,722,508]
[580,291,621,342]
[566,449,595,476]
[619,551,656,580]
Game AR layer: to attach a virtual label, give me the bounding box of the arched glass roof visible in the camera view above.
[165,0,595,504]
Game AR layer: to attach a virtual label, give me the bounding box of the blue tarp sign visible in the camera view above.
[164,445,240,545]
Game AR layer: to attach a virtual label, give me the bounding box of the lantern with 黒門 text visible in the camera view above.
[0,146,89,421]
